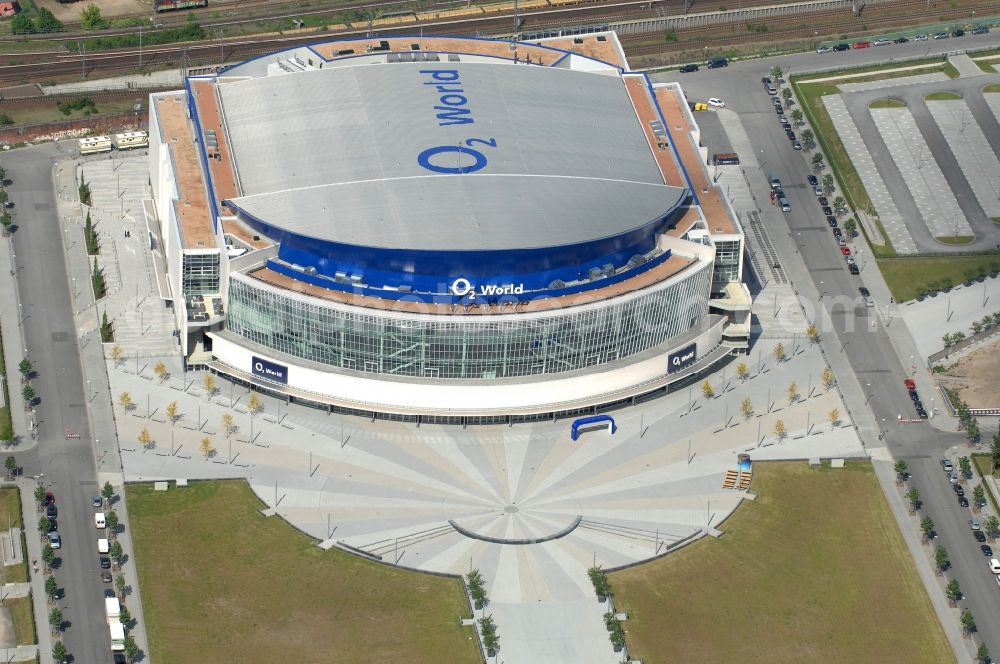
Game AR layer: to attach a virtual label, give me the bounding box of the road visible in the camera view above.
[7,144,111,662]
[654,35,1000,655]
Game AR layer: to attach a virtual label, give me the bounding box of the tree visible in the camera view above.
[154,361,168,383]
[906,487,920,511]
[52,641,67,663]
[842,217,857,238]
[92,256,105,299]
[946,578,962,603]
[0,189,7,207]
[80,3,107,30]
[203,373,217,398]
[165,400,179,424]
[137,427,154,449]
[977,642,990,664]
[736,361,749,381]
[222,413,236,436]
[10,14,35,35]
[934,545,949,571]
[920,515,934,542]
[118,391,133,410]
[822,173,834,194]
[894,459,908,479]
[769,65,783,81]
[700,379,715,399]
[786,382,799,404]
[36,8,64,33]
[822,367,835,390]
[967,418,981,446]
[110,345,125,366]
[774,419,787,440]
[200,436,214,458]
[17,358,31,381]
[105,509,119,535]
[781,87,792,103]
[4,455,15,480]
[45,575,58,600]
[974,484,987,510]
[740,398,753,420]
[773,342,786,362]
[102,481,115,505]
[811,152,825,171]
[806,323,820,343]
[961,609,976,636]
[34,484,46,508]
[247,391,263,415]
[124,635,139,661]
[41,543,54,569]
[21,384,35,407]
[828,408,840,426]
[115,574,127,600]
[791,108,803,125]
[833,196,847,213]
[0,211,11,236]
[48,607,63,632]
[39,516,53,534]
[119,605,132,627]
[801,128,815,150]
[960,456,972,480]
[109,540,124,567]
[985,516,1000,541]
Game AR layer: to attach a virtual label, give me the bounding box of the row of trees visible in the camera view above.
[944,313,1000,349]
[465,570,499,656]
[11,8,63,35]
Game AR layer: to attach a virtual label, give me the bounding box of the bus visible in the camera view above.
[114,131,148,150]
[79,135,113,155]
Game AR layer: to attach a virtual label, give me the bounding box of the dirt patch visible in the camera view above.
[36,0,148,23]
[936,337,1000,408]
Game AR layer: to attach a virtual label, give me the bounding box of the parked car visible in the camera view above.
[952,29,965,37]
[680,63,699,73]
[953,483,965,495]
[838,236,848,247]
[977,530,988,543]
[848,264,860,275]
[708,97,725,108]
[916,408,928,419]
[852,41,871,48]
[792,141,802,151]
[102,570,113,583]
[786,129,796,140]
[92,496,103,508]
[971,517,982,531]
[972,26,990,35]
[845,255,855,266]
[873,38,892,46]
[910,391,920,402]
[832,227,843,238]
[983,545,993,556]
[933,31,950,39]
[807,175,818,186]
[44,492,55,505]
[707,57,728,68]
[959,495,969,507]
[913,34,929,41]
[817,46,834,53]
[46,504,57,519]
[815,185,824,196]
[989,559,1000,574]
[48,532,61,549]
[781,122,792,131]
[906,378,918,391]
[818,196,829,207]
[950,473,960,484]
[827,215,838,227]
[894,37,909,43]
[840,246,851,256]
[822,206,833,216]
[100,556,111,569]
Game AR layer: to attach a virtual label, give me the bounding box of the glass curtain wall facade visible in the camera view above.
[227,266,712,380]
[182,251,221,295]
[711,239,741,293]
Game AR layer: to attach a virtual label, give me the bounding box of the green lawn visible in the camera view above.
[0,488,26,584]
[127,480,479,664]
[878,255,1000,302]
[1,595,35,646]
[984,84,1000,93]
[869,98,906,108]
[935,236,975,245]
[0,97,144,129]
[925,91,962,101]
[611,461,952,663]
[0,324,12,443]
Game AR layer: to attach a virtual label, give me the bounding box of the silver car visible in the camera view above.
[49,532,61,549]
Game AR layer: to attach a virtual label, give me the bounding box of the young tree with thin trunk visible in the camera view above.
[822,367,835,390]
[806,324,820,343]
[200,436,214,459]
[773,342,786,362]
[894,459,907,479]
[109,540,124,567]
[154,361,168,383]
[34,484,46,508]
[110,345,124,366]
[774,419,786,440]
[165,401,179,424]
[222,413,235,437]
[961,609,975,636]
[984,516,1000,541]
[105,510,119,536]
[115,574,126,600]
[101,481,115,505]
[53,641,67,663]
[247,391,263,415]
[41,543,54,569]
[828,408,840,426]
[740,398,753,420]
[946,578,962,603]
[977,642,990,663]
[920,516,934,542]
[49,607,63,633]
[203,373,217,398]
[137,428,153,449]
[736,361,749,381]
[786,382,799,404]
[700,379,715,399]
[45,575,58,600]
[118,391,133,410]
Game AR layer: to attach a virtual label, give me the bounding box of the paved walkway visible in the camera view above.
[949,53,988,79]
[17,481,53,664]
[823,94,917,253]
[839,71,949,93]
[899,276,1000,363]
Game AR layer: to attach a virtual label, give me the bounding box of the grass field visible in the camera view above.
[127,480,480,664]
[984,84,1000,93]
[1,595,35,646]
[925,91,963,101]
[869,98,906,108]
[611,461,952,664]
[878,255,1000,302]
[0,326,12,444]
[935,236,975,245]
[0,488,26,584]
[0,98,144,129]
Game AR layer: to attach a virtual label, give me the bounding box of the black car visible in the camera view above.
[848,264,860,275]
[808,175,819,186]
[786,130,796,141]
[822,206,833,216]
[761,76,771,85]
[959,495,969,507]
[859,287,871,297]
[101,570,113,583]
[680,63,699,73]
[910,392,920,403]
[775,106,784,115]
[952,29,965,37]
[954,484,965,496]
[917,408,928,419]
[834,43,850,51]
[982,545,993,556]
[832,228,843,237]
[781,123,792,132]
[46,504,56,519]
[914,400,924,411]
[972,26,989,35]
[975,530,986,542]
[818,196,829,206]
[894,37,909,43]
[100,556,111,569]
[827,215,838,227]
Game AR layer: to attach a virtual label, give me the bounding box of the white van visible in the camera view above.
[97,538,109,554]
[95,512,106,529]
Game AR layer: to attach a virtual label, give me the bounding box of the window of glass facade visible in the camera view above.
[227,266,712,381]
[183,251,221,295]
[712,239,741,291]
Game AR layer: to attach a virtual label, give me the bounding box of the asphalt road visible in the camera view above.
[654,37,1000,653]
[7,143,111,663]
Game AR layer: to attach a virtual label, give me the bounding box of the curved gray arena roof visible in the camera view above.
[228,175,686,251]
[215,60,685,250]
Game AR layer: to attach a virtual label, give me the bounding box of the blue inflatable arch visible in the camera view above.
[571,415,617,441]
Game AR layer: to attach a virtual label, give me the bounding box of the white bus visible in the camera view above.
[114,130,148,150]
[79,135,112,155]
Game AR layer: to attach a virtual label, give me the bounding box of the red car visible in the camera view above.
[840,246,851,256]
[852,41,871,48]
[904,378,916,391]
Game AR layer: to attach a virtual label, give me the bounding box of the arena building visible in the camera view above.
[147,32,751,422]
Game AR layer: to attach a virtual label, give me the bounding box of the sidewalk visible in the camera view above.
[16,480,53,664]
[0,228,35,449]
